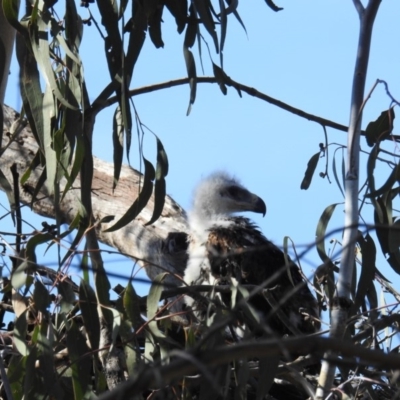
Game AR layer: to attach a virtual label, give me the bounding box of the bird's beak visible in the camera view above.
[251,195,267,217]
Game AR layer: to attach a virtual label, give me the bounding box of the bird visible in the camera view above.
[183,171,320,336]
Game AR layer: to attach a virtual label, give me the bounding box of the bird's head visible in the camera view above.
[191,171,266,219]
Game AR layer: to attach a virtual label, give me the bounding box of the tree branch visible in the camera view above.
[316,1,382,397]
[100,76,399,141]
[1,104,188,285]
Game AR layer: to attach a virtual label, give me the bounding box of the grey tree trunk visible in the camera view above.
[1,104,189,283]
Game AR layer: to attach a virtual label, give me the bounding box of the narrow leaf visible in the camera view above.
[33,280,51,313]
[300,152,320,190]
[105,157,155,231]
[316,203,339,263]
[14,310,30,356]
[332,148,345,198]
[0,169,16,224]
[193,0,219,53]
[79,280,100,351]
[113,106,124,189]
[145,138,168,225]
[352,234,376,313]
[264,0,283,12]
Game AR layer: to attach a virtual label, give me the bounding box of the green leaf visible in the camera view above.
[387,219,400,275]
[33,280,51,313]
[332,147,345,198]
[123,281,142,330]
[16,33,44,150]
[184,6,198,115]
[2,0,24,33]
[366,162,400,199]
[352,234,376,314]
[148,4,164,48]
[105,157,155,231]
[112,106,124,189]
[165,0,187,33]
[218,0,227,67]
[0,169,16,224]
[29,19,78,110]
[79,280,100,351]
[147,273,167,337]
[124,3,147,80]
[42,85,57,196]
[184,47,197,116]
[121,78,132,162]
[193,0,219,53]
[316,203,340,264]
[14,310,30,356]
[264,0,283,12]
[300,151,320,190]
[66,321,92,398]
[365,108,395,147]
[146,273,169,362]
[145,138,168,225]
[25,232,54,262]
[58,280,76,314]
[62,134,85,201]
[11,260,29,290]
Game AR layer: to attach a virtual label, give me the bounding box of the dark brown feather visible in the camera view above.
[205,217,320,335]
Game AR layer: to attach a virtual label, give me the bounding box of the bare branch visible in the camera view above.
[102,76,399,141]
[353,0,365,17]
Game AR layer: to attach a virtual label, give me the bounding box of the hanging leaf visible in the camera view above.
[148,5,164,48]
[352,234,376,314]
[79,280,100,351]
[125,2,147,81]
[0,169,16,224]
[300,151,320,190]
[16,33,44,150]
[42,85,57,196]
[264,0,283,12]
[123,281,142,330]
[29,19,78,110]
[66,320,92,398]
[315,203,340,264]
[387,219,400,275]
[193,0,219,53]
[332,147,345,198]
[183,8,198,116]
[33,281,51,314]
[14,310,30,356]
[113,106,124,190]
[146,138,168,225]
[165,0,187,33]
[218,0,227,67]
[2,0,24,33]
[366,162,400,198]
[105,157,155,232]
[365,108,395,147]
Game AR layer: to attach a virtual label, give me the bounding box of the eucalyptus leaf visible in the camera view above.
[316,203,340,264]
[300,151,320,190]
[79,280,100,351]
[105,157,155,232]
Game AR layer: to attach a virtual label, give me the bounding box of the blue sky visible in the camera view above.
[2,1,400,299]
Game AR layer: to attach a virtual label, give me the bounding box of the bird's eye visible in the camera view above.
[226,186,241,197]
